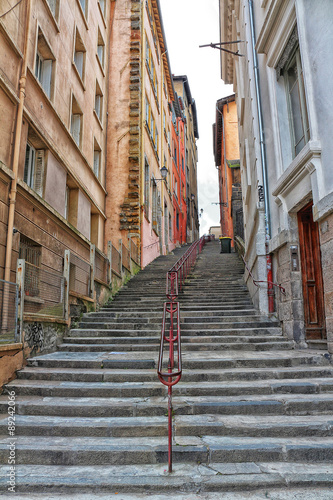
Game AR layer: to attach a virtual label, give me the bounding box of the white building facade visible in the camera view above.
[220,0,333,353]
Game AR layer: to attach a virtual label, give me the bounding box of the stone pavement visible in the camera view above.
[0,240,332,495]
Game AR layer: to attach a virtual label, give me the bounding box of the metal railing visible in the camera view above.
[24,263,66,319]
[95,248,108,284]
[157,235,207,472]
[122,243,131,273]
[130,238,140,266]
[111,244,121,277]
[69,253,91,298]
[0,279,19,343]
[233,238,286,295]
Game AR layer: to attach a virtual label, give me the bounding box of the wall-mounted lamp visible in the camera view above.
[155,166,168,182]
[199,208,204,218]
[191,193,195,202]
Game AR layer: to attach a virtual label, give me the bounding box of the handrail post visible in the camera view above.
[16,259,25,343]
[63,250,70,322]
[157,236,207,473]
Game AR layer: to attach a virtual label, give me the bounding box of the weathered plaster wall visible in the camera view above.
[319,213,333,353]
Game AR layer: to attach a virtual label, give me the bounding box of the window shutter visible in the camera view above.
[24,145,31,185]
[34,150,45,197]
[95,95,101,119]
[97,45,104,66]
[71,114,81,146]
[93,151,100,178]
[74,52,84,78]
[47,0,56,16]
[42,59,52,98]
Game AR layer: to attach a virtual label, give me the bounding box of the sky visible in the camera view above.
[159,0,233,235]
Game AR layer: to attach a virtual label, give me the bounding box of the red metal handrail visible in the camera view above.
[233,238,286,295]
[157,235,208,472]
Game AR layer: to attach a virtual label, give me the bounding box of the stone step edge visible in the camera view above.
[1,463,333,494]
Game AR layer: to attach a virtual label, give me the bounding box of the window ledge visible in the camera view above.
[272,140,322,197]
[93,109,103,130]
[41,0,60,32]
[75,0,89,30]
[72,62,86,91]
[97,2,107,28]
[96,54,105,77]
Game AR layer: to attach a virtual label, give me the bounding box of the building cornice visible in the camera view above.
[272,141,322,198]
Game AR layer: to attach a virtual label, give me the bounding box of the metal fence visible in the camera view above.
[24,263,65,319]
[122,243,131,272]
[111,244,121,277]
[69,253,91,297]
[0,279,19,342]
[130,238,139,265]
[95,249,108,284]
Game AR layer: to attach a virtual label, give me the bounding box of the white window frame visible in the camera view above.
[35,43,54,98]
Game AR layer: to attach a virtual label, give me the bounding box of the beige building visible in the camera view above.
[220,0,333,353]
[173,76,199,244]
[106,0,177,268]
[0,0,112,374]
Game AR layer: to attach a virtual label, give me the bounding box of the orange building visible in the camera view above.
[213,95,243,247]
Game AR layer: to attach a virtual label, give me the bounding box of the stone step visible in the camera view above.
[15,365,333,383]
[24,351,329,370]
[1,462,333,495]
[95,305,257,314]
[77,320,281,330]
[0,414,331,440]
[68,327,283,337]
[82,309,258,320]
[57,341,293,352]
[1,392,333,418]
[6,377,333,399]
[63,334,285,344]
[1,435,333,466]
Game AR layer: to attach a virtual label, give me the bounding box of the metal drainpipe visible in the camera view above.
[248,0,274,313]
[4,0,31,284]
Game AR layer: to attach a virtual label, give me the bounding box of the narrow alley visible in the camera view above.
[1,240,333,496]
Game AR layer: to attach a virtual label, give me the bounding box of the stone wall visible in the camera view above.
[319,212,333,353]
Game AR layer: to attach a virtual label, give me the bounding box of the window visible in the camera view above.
[98,0,105,17]
[79,0,88,17]
[94,80,103,122]
[47,0,59,19]
[73,28,86,83]
[93,139,101,179]
[24,143,45,196]
[145,96,159,155]
[169,213,172,241]
[174,179,178,200]
[35,28,55,99]
[284,46,310,158]
[19,236,41,297]
[145,35,158,99]
[144,160,150,217]
[19,236,41,267]
[97,29,105,69]
[152,179,158,233]
[176,211,179,230]
[71,95,83,147]
[64,185,70,220]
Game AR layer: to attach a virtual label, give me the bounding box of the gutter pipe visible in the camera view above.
[4,0,31,284]
[248,0,274,313]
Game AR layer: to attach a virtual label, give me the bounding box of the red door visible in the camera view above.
[298,202,326,340]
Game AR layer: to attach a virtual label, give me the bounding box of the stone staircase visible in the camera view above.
[1,240,333,496]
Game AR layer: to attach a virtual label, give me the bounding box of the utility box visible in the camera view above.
[219,237,231,253]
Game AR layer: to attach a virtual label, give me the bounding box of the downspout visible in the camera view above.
[4,0,31,284]
[140,0,145,268]
[248,0,274,313]
[221,111,229,235]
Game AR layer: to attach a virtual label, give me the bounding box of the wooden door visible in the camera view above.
[298,203,326,340]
